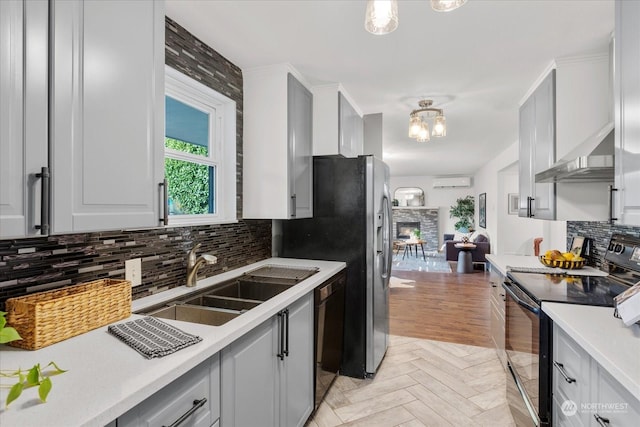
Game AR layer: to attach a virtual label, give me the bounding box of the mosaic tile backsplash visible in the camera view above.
[0,17,273,308]
[567,221,640,269]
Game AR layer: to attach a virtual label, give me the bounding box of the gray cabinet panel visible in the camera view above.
[519,70,556,219]
[288,73,313,219]
[339,92,363,158]
[280,293,314,427]
[221,317,279,427]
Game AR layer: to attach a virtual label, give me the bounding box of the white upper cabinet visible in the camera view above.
[313,84,363,158]
[518,70,556,220]
[243,64,313,219]
[0,0,48,238]
[50,0,165,233]
[614,0,640,226]
[520,52,612,221]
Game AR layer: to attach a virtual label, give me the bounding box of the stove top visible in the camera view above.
[507,233,640,307]
[507,271,628,306]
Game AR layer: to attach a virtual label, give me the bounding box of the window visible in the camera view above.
[165,66,236,225]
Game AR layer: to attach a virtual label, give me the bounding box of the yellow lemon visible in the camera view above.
[562,252,575,260]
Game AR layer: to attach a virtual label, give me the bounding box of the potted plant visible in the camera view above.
[449,195,475,232]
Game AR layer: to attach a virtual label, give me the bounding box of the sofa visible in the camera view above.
[443,232,491,267]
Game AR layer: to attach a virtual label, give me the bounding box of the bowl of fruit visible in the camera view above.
[539,250,585,269]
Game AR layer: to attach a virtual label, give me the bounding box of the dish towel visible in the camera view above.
[506,265,565,274]
[108,316,202,359]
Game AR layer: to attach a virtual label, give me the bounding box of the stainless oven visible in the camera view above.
[503,280,551,427]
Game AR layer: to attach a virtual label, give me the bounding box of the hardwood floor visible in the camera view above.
[389,269,493,348]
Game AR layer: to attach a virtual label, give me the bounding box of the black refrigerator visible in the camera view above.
[280,155,392,378]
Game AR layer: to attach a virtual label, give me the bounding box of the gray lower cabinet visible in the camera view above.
[221,293,314,427]
[117,353,220,427]
[488,263,506,369]
[553,324,640,426]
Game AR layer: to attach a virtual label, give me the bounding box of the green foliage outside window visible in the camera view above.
[165,138,213,215]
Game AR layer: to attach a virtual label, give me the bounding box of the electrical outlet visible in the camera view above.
[125,258,142,287]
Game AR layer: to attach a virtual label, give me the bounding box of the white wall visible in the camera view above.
[389,175,474,245]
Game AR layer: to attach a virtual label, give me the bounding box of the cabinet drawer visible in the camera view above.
[118,354,219,427]
[553,326,590,403]
[553,387,585,427]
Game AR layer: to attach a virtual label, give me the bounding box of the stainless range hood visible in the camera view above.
[535,122,614,183]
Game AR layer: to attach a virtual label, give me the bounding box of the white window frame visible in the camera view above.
[165,66,236,225]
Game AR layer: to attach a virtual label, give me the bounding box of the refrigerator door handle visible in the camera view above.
[381,193,392,280]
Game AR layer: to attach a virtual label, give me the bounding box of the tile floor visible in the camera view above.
[307,335,516,427]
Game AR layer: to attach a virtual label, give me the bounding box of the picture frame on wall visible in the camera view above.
[508,193,519,215]
[570,236,587,256]
[479,193,486,228]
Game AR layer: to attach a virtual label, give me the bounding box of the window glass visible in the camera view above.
[165,66,236,225]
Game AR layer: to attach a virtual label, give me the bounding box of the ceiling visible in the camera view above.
[165,0,614,177]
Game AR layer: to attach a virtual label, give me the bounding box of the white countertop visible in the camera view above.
[485,254,607,277]
[0,257,345,427]
[542,302,640,401]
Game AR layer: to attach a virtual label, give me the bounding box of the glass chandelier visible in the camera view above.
[431,0,468,12]
[408,100,447,142]
[365,0,467,35]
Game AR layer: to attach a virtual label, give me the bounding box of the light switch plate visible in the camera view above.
[125,258,142,287]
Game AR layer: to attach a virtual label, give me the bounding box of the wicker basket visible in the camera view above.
[5,279,131,350]
[539,256,585,269]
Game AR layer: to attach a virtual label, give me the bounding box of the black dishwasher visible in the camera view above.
[314,270,346,410]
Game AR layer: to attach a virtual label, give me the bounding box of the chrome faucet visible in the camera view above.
[186,243,217,287]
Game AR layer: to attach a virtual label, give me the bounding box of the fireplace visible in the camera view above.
[397,222,420,239]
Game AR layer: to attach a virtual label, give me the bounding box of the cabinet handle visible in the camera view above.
[608,185,618,224]
[553,361,576,383]
[162,398,207,427]
[527,196,535,218]
[491,283,497,288]
[277,311,285,360]
[284,308,290,357]
[290,194,296,218]
[159,179,168,225]
[594,414,610,426]
[35,166,50,235]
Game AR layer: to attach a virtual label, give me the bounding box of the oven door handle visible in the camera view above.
[502,282,540,315]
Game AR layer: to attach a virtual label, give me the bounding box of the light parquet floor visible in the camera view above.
[308,269,515,427]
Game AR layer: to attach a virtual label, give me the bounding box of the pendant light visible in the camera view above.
[364,0,399,35]
[408,100,447,141]
[431,0,467,12]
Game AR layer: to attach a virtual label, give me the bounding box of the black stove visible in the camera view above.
[506,233,640,307]
[503,234,639,427]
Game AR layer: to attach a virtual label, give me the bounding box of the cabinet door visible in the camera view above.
[614,0,640,226]
[592,363,640,427]
[532,70,556,220]
[518,96,535,217]
[339,92,363,158]
[0,0,48,238]
[489,266,506,368]
[221,317,279,427]
[280,293,314,427]
[50,0,164,233]
[118,357,216,427]
[288,73,313,219]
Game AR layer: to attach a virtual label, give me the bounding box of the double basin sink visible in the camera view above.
[144,265,318,326]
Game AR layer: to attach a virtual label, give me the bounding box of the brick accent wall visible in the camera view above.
[392,208,439,251]
[0,17,272,308]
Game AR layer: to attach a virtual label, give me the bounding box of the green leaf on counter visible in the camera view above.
[27,365,40,386]
[38,377,52,402]
[46,361,67,375]
[0,326,22,344]
[6,382,24,408]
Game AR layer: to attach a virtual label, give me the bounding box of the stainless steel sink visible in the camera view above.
[143,265,319,326]
[205,279,294,301]
[148,304,241,326]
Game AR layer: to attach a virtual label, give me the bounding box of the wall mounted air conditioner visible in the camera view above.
[432,177,472,188]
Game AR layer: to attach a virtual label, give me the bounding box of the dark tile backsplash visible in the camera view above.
[0,17,272,308]
[567,221,640,269]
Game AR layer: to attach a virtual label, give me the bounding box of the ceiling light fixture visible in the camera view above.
[408,100,446,142]
[430,0,467,12]
[365,0,466,35]
[364,0,399,35]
